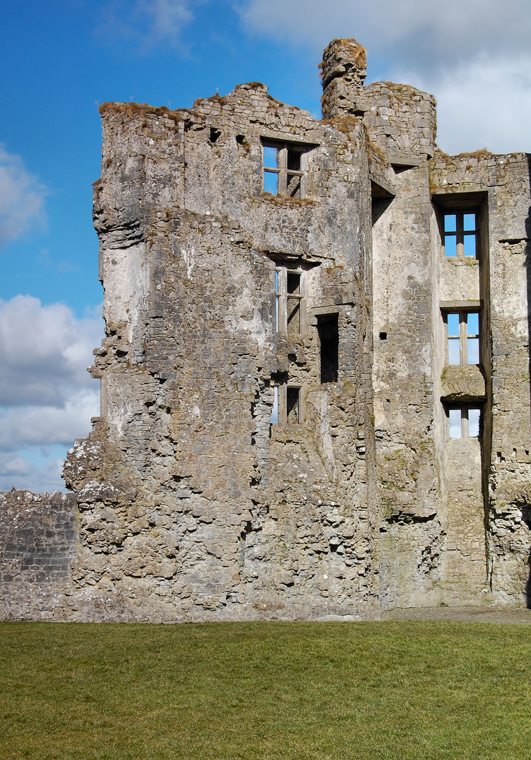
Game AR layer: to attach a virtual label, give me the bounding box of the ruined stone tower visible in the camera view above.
[2,39,531,621]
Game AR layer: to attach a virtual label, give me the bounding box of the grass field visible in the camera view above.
[1,620,531,759]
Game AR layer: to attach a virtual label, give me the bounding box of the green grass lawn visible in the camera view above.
[1,620,531,760]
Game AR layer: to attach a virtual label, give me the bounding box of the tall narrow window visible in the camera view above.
[264,146,279,195]
[287,272,301,335]
[447,313,461,364]
[286,387,300,424]
[274,270,279,331]
[444,212,477,258]
[466,312,480,364]
[269,386,279,424]
[275,265,305,335]
[262,139,313,199]
[317,313,339,383]
[444,311,480,365]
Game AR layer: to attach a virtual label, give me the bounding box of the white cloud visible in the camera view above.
[0,296,103,493]
[99,0,196,47]
[139,0,193,40]
[398,56,531,155]
[0,389,100,451]
[0,453,66,494]
[0,145,47,247]
[238,0,531,70]
[236,0,531,154]
[0,295,103,406]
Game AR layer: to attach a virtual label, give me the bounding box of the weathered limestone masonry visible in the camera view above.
[1,38,531,621]
[0,491,78,619]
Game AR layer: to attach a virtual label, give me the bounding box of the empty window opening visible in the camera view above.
[262,139,312,199]
[287,272,301,334]
[287,387,300,424]
[270,382,303,425]
[275,269,280,332]
[275,265,305,335]
[264,146,278,194]
[379,331,387,340]
[318,314,339,383]
[444,212,477,258]
[448,407,481,439]
[209,128,221,144]
[444,311,480,365]
[269,386,279,424]
[264,145,277,166]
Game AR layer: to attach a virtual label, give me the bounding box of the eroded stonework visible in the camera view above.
[2,39,531,621]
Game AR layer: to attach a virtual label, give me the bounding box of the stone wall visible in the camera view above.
[0,490,78,620]
[430,150,531,606]
[46,60,378,622]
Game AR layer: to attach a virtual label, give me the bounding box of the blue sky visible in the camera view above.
[1,0,530,491]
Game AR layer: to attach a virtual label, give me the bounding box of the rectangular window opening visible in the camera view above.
[287,150,301,172]
[464,234,476,257]
[448,337,460,365]
[449,408,462,438]
[444,214,456,232]
[468,408,480,437]
[467,312,479,334]
[287,272,300,294]
[274,271,279,332]
[287,298,301,334]
[286,272,301,334]
[263,146,278,168]
[463,213,476,231]
[286,387,300,424]
[286,174,301,198]
[467,337,480,364]
[444,234,457,258]
[269,386,279,424]
[318,313,339,383]
[264,171,278,195]
[275,265,305,336]
[447,313,460,335]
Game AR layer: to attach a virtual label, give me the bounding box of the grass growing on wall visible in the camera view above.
[1,620,531,759]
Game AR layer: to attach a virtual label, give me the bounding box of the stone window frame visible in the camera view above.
[432,191,487,263]
[262,138,313,199]
[271,383,304,425]
[270,261,306,423]
[442,308,480,366]
[275,264,307,336]
[446,405,482,439]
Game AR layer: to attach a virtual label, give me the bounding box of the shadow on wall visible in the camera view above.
[526,197,531,432]
[523,504,531,608]
[525,164,531,605]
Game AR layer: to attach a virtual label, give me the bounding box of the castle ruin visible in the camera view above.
[2,39,531,621]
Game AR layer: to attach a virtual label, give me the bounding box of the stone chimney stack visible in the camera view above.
[321,38,367,119]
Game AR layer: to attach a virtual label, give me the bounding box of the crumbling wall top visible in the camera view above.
[321,38,367,120]
[321,38,367,91]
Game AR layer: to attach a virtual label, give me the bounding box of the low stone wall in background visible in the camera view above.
[0,490,78,620]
